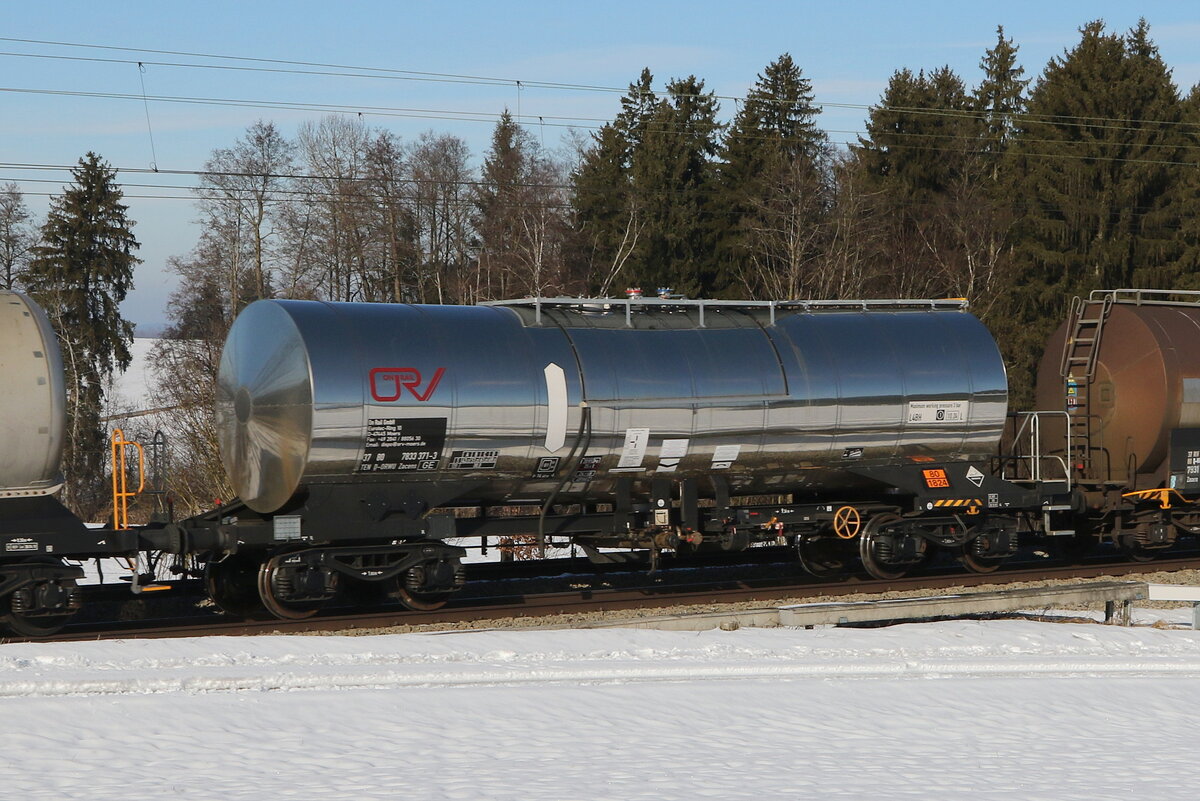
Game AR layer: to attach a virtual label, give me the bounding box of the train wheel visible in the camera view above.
[1118,535,1158,563]
[205,552,268,618]
[0,558,79,637]
[858,514,910,581]
[719,528,751,552]
[257,554,332,620]
[796,536,849,578]
[958,547,1003,574]
[395,586,451,612]
[1,596,72,637]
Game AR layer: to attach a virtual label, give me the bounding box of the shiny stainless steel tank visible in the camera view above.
[0,290,66,497]
[218,297,1008,514]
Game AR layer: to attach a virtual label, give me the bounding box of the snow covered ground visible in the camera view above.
[3,618,1200,800]
[105,337,161,415]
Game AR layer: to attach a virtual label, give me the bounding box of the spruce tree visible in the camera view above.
[1003,19,1189,404]
[571,70,657,294]
[572,123,638,294]
[976,25,1029,171]
[858,66,977,200]
[475,111,528,298]
[25,152,139,515]
[475,111,571,298]
[723,54,824,179]
[1169,84,1200,287]
[627,75,723,296]
[615,68,659,155]
[852,66,987,301]
[718,54,829,298]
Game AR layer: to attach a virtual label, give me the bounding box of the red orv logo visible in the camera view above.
[369,367,446,402]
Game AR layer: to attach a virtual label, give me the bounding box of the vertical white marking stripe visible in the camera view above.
[544,363,568,452]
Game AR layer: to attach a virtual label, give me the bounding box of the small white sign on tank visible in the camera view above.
[907,400,969,424]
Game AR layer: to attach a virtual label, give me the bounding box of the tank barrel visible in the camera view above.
[217,297,1008,514]
[0,290,67,498]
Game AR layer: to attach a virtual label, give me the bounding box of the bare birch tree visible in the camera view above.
[197,120,294,310]
[0,182,34,289]
[410,131,474,303]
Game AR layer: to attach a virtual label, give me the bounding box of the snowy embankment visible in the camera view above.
[4,621,1200,799]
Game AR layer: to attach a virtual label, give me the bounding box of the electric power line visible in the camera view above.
[3,36,1200,134]
[6,81,1200,170]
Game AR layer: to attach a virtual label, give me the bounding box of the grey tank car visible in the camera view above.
[0,290,67,499]
[217,296,1007,514]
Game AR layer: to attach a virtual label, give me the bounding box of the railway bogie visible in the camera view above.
[0,558,83,637]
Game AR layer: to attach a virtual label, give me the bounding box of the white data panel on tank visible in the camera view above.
[907,400,969,424]
[614,427,651,470]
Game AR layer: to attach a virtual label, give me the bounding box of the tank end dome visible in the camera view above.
[216,301,315,513]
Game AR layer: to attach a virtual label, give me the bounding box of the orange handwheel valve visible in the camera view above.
[833,505,861,540]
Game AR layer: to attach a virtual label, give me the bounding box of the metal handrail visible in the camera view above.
[110,428,145,531]
[1090,288,1200,307]
[1002,411,1072,490]
[484,296,970,326]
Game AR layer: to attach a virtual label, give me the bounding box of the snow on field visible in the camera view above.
[3,620,1200,800]
[106,337,160,414]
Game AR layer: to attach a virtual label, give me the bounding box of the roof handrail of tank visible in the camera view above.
[1090,288,1200,307]
[482,296,969,326]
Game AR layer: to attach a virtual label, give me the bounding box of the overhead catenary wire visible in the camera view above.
[7,37,1196,320]
[6,109,1200,205]
[0,37,614,90]
[6,71,1200,182]
[7,174,1196,229]
[135,62,158,171]
[3,36,1200,134]
[6,185,579,212]
[1,38,1198,215]
[4,79,1200,165]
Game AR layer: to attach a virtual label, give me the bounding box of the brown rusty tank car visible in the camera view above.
[1036,289,1200,490]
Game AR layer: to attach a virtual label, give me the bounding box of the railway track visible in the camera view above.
[8,550,1200,644]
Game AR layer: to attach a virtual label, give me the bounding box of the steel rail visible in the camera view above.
[8,552,1200,645]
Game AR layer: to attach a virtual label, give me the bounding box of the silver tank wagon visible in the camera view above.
[0,290,66,498]
[217,297,1008,514]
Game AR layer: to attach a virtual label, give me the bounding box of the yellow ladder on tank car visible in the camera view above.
[111,429,170,594]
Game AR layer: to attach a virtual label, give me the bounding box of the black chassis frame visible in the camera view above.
[153,461,1055,559]
[0,458,1076,617]
[6,459,1063,571]
[150,483,472,593]
[0,496,141,609]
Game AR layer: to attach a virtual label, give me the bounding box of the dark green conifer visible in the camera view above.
[628,75,723,296]
[976,25,1029,169]
[1003,19,1189,403]
[24,152,139,515]
[859,66,977,200]
[571,71,656,294]
[718,54,829,298]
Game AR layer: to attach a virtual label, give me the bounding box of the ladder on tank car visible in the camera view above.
[1059,292,1114,477]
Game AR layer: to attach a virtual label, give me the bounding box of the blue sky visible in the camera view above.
[5,1,1200,329]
